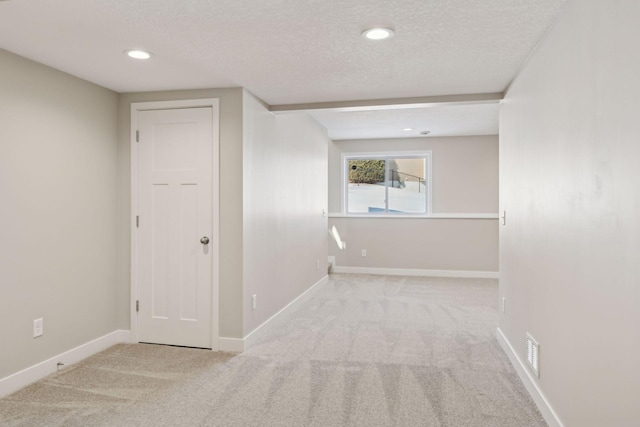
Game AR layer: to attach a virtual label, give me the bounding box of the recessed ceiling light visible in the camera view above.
[362,27,395,40]
[125,49,152,60]
[402,128,413,131]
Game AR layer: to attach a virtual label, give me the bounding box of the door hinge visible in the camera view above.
[136,215,139,228]
[136,300,139,313]
[136,130,139,142]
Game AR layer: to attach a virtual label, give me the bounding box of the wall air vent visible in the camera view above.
[526,333,540,377]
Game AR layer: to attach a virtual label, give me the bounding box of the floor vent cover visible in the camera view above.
[526,333,540,377]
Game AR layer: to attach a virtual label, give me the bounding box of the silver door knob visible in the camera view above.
[200,236,210,245]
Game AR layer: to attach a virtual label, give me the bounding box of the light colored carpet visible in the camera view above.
[0,274,547,426]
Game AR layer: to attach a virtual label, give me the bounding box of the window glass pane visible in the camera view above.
[387,158,426,213]
[347,159,386,213]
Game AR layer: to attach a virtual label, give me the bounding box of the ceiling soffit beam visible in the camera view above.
[269,92,504,114]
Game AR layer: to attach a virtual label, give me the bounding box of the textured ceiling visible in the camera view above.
[307,103,500,140]
[0,0,567,137]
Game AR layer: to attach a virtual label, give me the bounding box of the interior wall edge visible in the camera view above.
[220,275,329,353]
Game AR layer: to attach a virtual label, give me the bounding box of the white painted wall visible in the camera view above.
[242,91,328,335]
[0,49,119,379]
[499,0,640,425]
[328,136,498,273]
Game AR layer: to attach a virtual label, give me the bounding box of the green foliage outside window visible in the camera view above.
[348,160,385,184]
[348,159,404,185]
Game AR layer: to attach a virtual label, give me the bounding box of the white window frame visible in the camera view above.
[342,151,432,217]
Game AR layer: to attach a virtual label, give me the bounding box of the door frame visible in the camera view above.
[130,99,220,350]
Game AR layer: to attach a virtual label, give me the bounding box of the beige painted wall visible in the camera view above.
[117,88,245,339]
[242,92,328,335]
[330,217,497,271]
[499,0,640,425]
[0,49,119,378]
[329,136,499,214]
[329,136,499,272]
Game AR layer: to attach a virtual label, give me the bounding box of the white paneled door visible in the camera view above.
[136,107,215,349]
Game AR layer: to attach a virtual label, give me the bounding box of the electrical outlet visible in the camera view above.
[361,249,367,257]
[252,294,257,310]
[501,297,506,313]
[33,318,43,338]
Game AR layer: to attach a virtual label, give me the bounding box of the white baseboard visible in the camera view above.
[219,275,329,353]
[332,266,499,279]
[0,329,131,399]
[496,328,564,427]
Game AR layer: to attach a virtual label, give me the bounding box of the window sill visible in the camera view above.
[328,213,499,219]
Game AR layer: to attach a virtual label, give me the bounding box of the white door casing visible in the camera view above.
[131,100,219,350]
